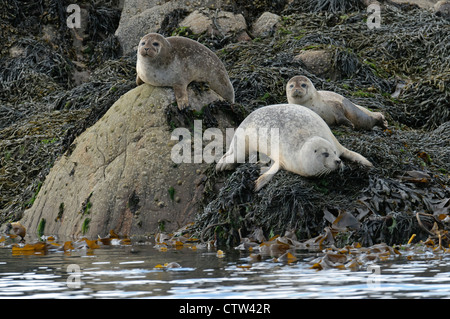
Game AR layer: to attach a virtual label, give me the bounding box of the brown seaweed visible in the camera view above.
[0,1,448,248]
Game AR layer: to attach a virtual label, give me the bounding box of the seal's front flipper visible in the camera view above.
[254,161,280,191]
[173,84,190,110]
[216,148,237,172]
[341,149,373,167]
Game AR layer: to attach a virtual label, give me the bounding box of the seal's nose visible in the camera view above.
[335,159,342,166]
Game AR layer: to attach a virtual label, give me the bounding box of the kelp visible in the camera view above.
[195,116,449,246]
[87,4,121,43]
[0,0,127,224]
[219,5,449,128]
[2,225,132,256]
[0,1,448,249]
[154,226,202,252]
[218,19,394,118]
[86,3,122,67]
[7,234,131,256]
[195,5,449,247]
[0,109,89,219]
[230,220,450,271]
[225,0,288,24]
[297,0,365,13]
[0,38,73,104]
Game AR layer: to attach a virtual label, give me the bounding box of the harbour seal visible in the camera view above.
[286,76,387,130]
[136,33,235,110]
[5,222,26,241]
[216,104,373,191]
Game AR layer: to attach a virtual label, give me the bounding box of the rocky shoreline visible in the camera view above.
[0,0,448,246]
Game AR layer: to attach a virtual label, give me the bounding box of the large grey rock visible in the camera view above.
[294,50,338,80]
[115,0,230,54]
[434,0,450,18]
[251,12,281,38]
[20,84,228,238]
[179,9,247,36]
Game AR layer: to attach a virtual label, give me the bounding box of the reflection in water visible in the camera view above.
[1,243,450,298]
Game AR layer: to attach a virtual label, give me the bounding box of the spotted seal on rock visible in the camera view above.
[136,33,235,110]
[216,104,373,191]
[286,75,387,130]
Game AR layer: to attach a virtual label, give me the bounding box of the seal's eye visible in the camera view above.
[323,152,329,158]
[289,84,294,88]
[301,83,307,88]
[153,42,160,46]
[141,41,145,46]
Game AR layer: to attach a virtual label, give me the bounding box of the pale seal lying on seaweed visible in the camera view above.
[286,76,387,130]
[136,33,235,110]
[216,104,373,191]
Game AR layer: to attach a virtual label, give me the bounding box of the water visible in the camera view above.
[1,242,450,299]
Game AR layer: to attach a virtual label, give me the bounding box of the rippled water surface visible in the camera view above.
[1,244,450,298]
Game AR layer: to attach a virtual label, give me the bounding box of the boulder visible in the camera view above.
[115,0,229,54]
[179,9,247,37]
[434,0,450,18]
[251,12,281,38]
[20,84,229,238]
[294,50,338,80]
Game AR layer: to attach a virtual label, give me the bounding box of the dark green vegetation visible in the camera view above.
[0,0,448,247]
[193,2,450,246]
[0,0,133,223]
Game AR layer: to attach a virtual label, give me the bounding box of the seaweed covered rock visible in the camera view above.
[194,3,450,246]
[196,123,449,247]
[294,50,337,80]
[115,0,229,54]
[251,12,282,37]
[179,9,247,38]
[0,0,125,225]
[2,0,449,247]
[19,84,231,238]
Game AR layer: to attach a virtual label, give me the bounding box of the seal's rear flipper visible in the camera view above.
[335,114,355,129]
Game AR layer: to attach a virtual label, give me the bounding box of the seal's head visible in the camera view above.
[138,33,169,59]
[300,136,343,176]
[286,75,315,104]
